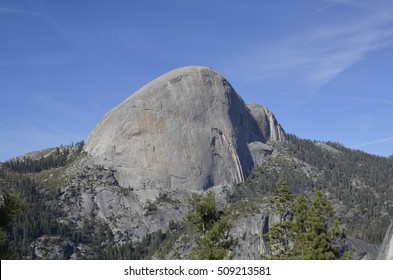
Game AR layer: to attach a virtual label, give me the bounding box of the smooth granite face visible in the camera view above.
[85,66,284,198]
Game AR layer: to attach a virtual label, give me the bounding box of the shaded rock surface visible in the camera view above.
[230,212,379,260]
[345,237,378,260]
[247,104,285,142]
[30,236,74,260]
[59,159,188,244]
[231,215,264,259]
[85,66,284,198]
[230,212,280,259]
[377,220,393,260]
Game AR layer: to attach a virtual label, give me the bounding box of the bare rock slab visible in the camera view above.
[85,66,284,197]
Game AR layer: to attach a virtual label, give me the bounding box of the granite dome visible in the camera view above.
[85,66,284,197]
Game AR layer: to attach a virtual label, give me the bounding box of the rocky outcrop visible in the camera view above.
[377,220,393,260]
[315,142,341,155]
[230,215,265,259]
[85,66,284,197]
[59,159,189,244]
[247,104,285,142]
[17,147,57,160]
[230,213,278,259]
[30,236,74,260]
[344,237,378,260]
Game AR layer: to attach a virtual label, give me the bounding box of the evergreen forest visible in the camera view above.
[0,136,392,259]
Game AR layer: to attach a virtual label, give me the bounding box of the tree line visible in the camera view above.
[230,134,393,245]
[1,141,84,174]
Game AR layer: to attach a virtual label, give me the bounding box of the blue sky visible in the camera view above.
[1,0,393,161]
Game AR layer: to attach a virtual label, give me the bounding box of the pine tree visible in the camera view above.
[186,191,218,234]
[186,191,233,259]
[191,217,232,259]
[290,192,340,259]
[265,177,351,260]
[269,176,294,222]
[0,192,25,259]
[265,176,294,259]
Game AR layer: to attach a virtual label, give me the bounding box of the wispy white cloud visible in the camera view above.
[5,52,73,67]
[232,1,393,95]
[326,0,391,10]
[352,136,393,148]
[318,93,393,105]
[0,6,41,16]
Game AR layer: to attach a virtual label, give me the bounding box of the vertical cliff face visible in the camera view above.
[377,221,393,260]
[247,103,285,142]
[85,66,284,196]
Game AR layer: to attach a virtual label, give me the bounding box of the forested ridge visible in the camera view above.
[231,134,393,244]
[284,135,393,244]
[0,136,392,259]
[1,141,84,174]
[0,142,172,259]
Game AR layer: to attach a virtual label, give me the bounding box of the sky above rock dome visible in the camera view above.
[1,0,393,161]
